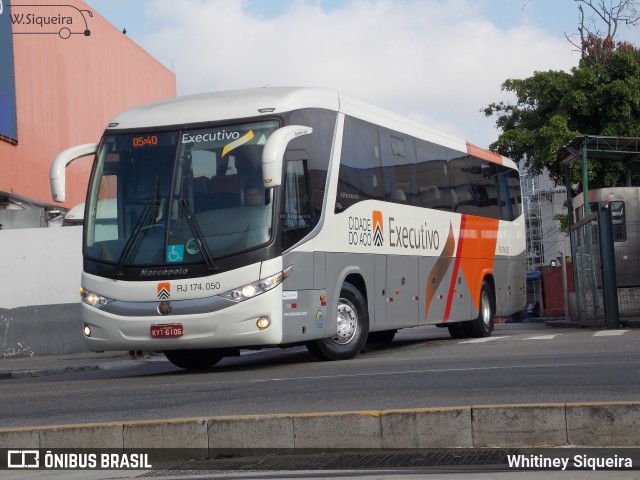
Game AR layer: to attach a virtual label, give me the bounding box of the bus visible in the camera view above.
[50,87,526,369]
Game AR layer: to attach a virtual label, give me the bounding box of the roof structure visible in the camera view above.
[558,135,640,218]
[558,135,640,184]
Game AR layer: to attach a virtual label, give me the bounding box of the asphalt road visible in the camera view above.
[2,323,639,428]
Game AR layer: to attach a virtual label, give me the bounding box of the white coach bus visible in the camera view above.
[51,87,526,369]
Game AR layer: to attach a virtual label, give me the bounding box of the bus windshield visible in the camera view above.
[84,120,280,270]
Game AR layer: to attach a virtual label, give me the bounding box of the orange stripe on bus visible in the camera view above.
[458,216,499,311]
[443,215,467,322]
[466,142,503,165]
[424,222,455,318]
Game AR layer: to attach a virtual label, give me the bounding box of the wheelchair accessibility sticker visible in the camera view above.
[167,245,185,263]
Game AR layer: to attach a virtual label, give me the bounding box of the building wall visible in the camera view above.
[0,0,176,208]
[0,227,85,356]
[0,1,176,356]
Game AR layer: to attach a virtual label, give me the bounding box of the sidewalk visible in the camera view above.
[0,351,166,379]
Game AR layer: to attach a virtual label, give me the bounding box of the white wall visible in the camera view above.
[0,226,82,308]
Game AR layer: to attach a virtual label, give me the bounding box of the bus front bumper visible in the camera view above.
[81,286,284,351]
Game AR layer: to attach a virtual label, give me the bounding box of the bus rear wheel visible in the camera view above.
[306,282,369,361]
[164,349,223,370]
[447,322,468,339]
[463,281,494,338]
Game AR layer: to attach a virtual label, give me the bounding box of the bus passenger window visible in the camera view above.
[336,116,383,211]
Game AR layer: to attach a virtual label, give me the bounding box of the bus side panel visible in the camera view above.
[373,254,387,332]
[281,250,327,343]
[419,255,450,326]
[325,252,376,334]
[493,255,527,316]
[385,254,420,328]
[281,289,328,343]
[446,268,473,323]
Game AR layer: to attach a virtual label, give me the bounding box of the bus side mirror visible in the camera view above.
[50,143,98,203]
[262,125,312,188]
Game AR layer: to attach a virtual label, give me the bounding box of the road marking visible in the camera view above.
[247,360,640,384]
[458,336,509,344]
[524,335,561,340]
[593,330,628,336]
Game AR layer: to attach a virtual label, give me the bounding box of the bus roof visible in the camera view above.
[106,87,514,168]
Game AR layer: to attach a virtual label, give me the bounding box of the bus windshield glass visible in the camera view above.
[84,120,280,269]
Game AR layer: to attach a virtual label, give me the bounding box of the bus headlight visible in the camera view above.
[80,286,115,308]
[220,265,292,303]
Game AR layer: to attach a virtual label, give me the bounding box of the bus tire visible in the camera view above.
[367,329,397,344]
[306,282,369,361]
[164,349,223,370]
[447,322,468,339]
[463,281,494,338]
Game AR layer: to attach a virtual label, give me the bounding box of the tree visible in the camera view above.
[484,1,640,188]
[568,0,640,61]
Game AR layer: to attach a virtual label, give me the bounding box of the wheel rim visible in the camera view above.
[332,297,359,345]
[481,290,492,329]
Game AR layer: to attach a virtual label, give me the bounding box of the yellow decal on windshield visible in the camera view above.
[221,130,254,157]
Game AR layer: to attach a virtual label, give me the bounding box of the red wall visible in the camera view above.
[0,0,176,208]
[542,266,575,317]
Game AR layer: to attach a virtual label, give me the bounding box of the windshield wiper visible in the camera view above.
[113,176,161,278]
[178,198,216,271]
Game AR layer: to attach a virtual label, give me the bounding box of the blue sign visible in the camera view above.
[0,0,17,142]
[166,244,185,263]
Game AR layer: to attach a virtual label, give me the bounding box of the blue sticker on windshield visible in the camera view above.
[166,245,185,263]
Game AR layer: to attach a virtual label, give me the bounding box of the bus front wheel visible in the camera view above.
[306,282,369,361]
[164,349,223,370]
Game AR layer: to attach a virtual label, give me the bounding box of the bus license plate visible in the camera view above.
[150,324,184,338]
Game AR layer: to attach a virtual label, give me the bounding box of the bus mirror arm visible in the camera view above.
[262,125,312,188]
[50,143,98,203]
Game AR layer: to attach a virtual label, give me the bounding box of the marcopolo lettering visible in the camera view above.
[389,217,440,250]
[140,267,189,277]
[181,130,241,144]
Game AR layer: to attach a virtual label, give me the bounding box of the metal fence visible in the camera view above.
[571,218,640,326]
[571,218,601,326]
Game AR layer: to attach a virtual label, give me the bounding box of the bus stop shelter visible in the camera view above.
[558,135,640,327]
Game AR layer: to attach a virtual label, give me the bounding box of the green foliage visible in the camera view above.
[484,39,640,188]
[553,213,570,235]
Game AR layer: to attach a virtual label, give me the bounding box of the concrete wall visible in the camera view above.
[0,227,85,357]
[1,402,638,454]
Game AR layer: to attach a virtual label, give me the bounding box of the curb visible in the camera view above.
[0,355,165,380]
[0,365,101,380]
[1,402,638,456]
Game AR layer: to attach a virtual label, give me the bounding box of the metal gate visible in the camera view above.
[570,216,602,326]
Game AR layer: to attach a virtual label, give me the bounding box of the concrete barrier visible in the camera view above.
[381,406,472,448]
[472,403,567,447]
[1,402,638,457]
[566,402,640,446]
